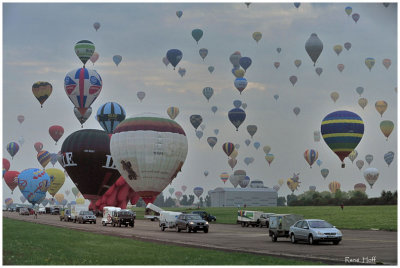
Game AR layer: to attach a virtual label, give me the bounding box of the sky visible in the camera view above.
[2,1,398,207]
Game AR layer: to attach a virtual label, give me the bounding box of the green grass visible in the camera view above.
[131,205,397,231]
[3,218,321,265]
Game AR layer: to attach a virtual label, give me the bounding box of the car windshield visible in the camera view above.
[309,220,333,228]
[119,211,133,216]
[83,211,94,215]
[187,215,202,220]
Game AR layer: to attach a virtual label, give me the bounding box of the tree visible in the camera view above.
[153,192,165,207]
[277,196,286,206]
[205,195,211,207]
[180,195,188,206]
[199,197,204,208]
[164,197,175,207]
[287,194,297,205]
[187,195,195,206]
[136,198,145,207]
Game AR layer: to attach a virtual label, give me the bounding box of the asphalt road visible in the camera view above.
[3,212,397,265]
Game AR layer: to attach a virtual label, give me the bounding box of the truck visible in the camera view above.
[159,211,182,231]
[237,210,264,227]
[268,214,303,242]
[102,206,121,226]
[111,209,136,227]
[145,203,163,221]
[62,205,87,222]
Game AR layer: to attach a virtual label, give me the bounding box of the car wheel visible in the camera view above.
[125,224,128,227]
[271,233,277,242]
[290,233,297,244]
[102,222,106,226]
[113,223,115,227]
[90,222,92,224]
[333,241,340,245]
[204,228,209,233]
[94,221,96,224]
[161,226,165,231]
[241,222,246,227]
[308,235,316,245]
[193,229,197,233]
[177,227,181,232]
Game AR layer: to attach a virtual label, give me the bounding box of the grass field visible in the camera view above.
[3,218,321,265]
[132,205,397,231]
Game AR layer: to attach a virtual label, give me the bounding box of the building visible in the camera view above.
[208,187,277,207]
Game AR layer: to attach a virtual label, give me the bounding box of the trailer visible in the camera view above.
[237,210,264,227]
[268,214,303,242]
[159,211,182,231]
[145,203,163,221]
[102,206,121,226]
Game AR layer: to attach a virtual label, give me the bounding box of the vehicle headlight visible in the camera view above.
[337,230,342,236]
[205,222,209,225]
[317,231,324,236]
[189,221,194,225]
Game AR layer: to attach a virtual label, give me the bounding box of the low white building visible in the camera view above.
[208,187,277,207]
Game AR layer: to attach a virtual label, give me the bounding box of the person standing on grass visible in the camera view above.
[34,209,38,219]
[340,203,344,211]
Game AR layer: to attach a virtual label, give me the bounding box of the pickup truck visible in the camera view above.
[111,209,136,227]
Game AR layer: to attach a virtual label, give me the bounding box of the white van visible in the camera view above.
[102,206,121,226]
[159,211,182,231]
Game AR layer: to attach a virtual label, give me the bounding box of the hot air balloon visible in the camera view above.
[337,64,345,72]
[162,56,169,67]
[74,40,95,68]
[169,188,175,195]
[233,100,242,109]
[380,120,394,140]
[64,67,102,116]
[293,107,300,116]
[228,108,246,131]
[18,136,24,147]
[244,157,251,166]
[265,154,274,166]
[344,42,352,51]
[356,160,364,170]
[352,13,360,23]
[54,193,64,204]
[110,114,188,204]
[76,198,85,205]
[230,51,242,67]
[235,144,240,150]
[328,181,341,194]
[356,86,364,96]
[348,150,358,163]
[247,125,257,138]
[167,107,179,120]
[137,91,146,102]
[93,22,100,31]
[316,159,322,167]
[32,81,52,108]
[220,173,229,184]
[304,149,318,168]
[228,158,237,170]
[384,151,394,167]
[252,32,262,43]
[175,191,183,200]
[294,3,301,8]
[208,66,214,74]
[61,129,121,202]
[289,75,298,86]
[4,171,19,193]
[294,59,302,69]
[49,125,64,145]
[203,170,209,177]
[365,57,375,71]
[234,78,248,94]
[190,114,202,131]
[96,102,126,134]
[245,2,251,8]
[365,154,373,166]
[195,130,203,140]
[314,131,321,142]
[207,137,217,149]
[309,186,317,192]
[239,57,252,71]
[214,129,219,135]
[321,110,364,168]
[74,106,92,127]
[239,176,250,188]
[72,187,79,197]
[65,189,70,196]
[49,153,59,167]
[18,168,50,205]
[17,115,24,124]
[230,149,238,159]
[37,151,51,169]
[42,198,49,206]
[6,142,19,160]
[333,45,343,56]
[20,196,26,203]
[274,62,280,69]
[382,59,391,70]
[229,170,246,188]
[305,33,323,66]
[191,29,203,44]
[199,48,208,61]
[331,92,339,103]
[5,198,13,207]
[111,55,122,67]
[345,6,352,16]
[315,67,323,76]
[278,179,284,186]
[274,94,279,101]
[233,68,245,78]
[176,10,183,18]
[3,158,10,177]
[166,49,183,70]
[358,98,368,109]
[211,106,218,114]
[263,145,271,154]
[90,52,99,65]
[354,183,366,193]
[203,87,214,102]
[222,142,235,158]
[364,168,379,188]
[245,139,251,146]
[181,185,187,192]
[46,168,65,197]
[253,142,260,150]
[287,177,300,193]
[375,101,388,117]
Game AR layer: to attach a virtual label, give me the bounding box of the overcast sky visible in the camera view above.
[2,2,397,206]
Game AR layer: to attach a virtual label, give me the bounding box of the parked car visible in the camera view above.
[176,213,209,233]
[111,209,136,227]
[192,211,217,222]
[77,211,97,224]
[259,213,275,228]
[19,207,29,215]
[289,219,342,245]
[51,207,60,215]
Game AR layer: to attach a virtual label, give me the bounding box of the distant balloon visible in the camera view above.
[235,144,240,150]
[162,56,169,67]
[330,92,339,103]
[167,107,179,120]
[229,170,246,188]
[245,2,251,8]
[273,185,280,192]
[274,94,279,101]
[309,186,316,192]
[228,158,237,170]
[345,6,352,16]
[49,125,64,145]
[230,51,242,67]
[278,179,284,187]
[276,47,281,53]
[352,13,360,23]
[247,125,257,138]
[265,154,274,166]
[37,150,51,169]
[113,55,122,66]
[193,187,204,199]
[18,136,24,147]
[233,68,245,78]
[168,188,174,196]
[356,86,364,96]
[305,33,323,66]
[239,176,250,188]
[90,52,99,66]
[239,57,252,71]
[384,151,395,167]
[348,150,358,163]
[195,130,203,140]
[181,185,187,192]
[354,183,367,193]
[333,45,343,56]
[203,87,214,102]
[252,32,262,43]
[137,91,146,102]
[20,196,26,203]
[263,145,271,154]
[245,139,251,146]
[208,66,215,74]
[50,153,58,167]
[204,171,209,177]
[6,142,19,159]
[74,107,92,127]
[344,42,352,51]
[214,129,219,135]
[18,168,50,205]
[253,142,260,150]
[364,168,379,188]
[358,98,368,109]
[4,171,19,193]
[207,137,218,149]
[93,22,100,31]
[315,67,323,76]
[289,75,297,86]
[96,102,126,134]
[241,103,247,110]
[5,198,13,206]
[365,154,373,166]
[34,142,43,153]
[375,101,388,117]
[222,142,235,158]
[356,160,364,170]
[46,168,66,197]
[176,10,183,18]
[211,106,218,114]
[365,57,375,71]
[191,29,203,44]
[382,59,391,69]
[274,62,280,69]
[293,107,300,116]
[166,49,183,70]
[234,78,248,94]
[294,3,301,8]
[380,120,394,140]
[199,48,208,60]
[294,59,302,68]
[321,168,329,179]
[228,108,246,131]
[190,114,202,130]
[17,115,24,124]
[32,81,53,108]
[74,40,95,66]
[178,67,186,77]
[337,64,345,72]
[316,159,322,167]
[304,149,318,168]
[329,181,341,194]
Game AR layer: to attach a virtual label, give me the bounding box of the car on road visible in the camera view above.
[259,213,275,228]
[176,213,209,233]
[191,211,217,222]
[111,209,136,227]
[289,219,342,245]
[51,207,60,215]
[19,207,29,215]
[77,211,97,224]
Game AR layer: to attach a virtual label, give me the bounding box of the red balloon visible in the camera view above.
[3,158,10,173]
[4,171,20,193]
[49,125,64,145]
[34,142,43,153]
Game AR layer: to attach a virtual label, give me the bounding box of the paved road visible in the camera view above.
[3,212,397,265]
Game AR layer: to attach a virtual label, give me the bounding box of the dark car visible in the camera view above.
[51,207,60,215]
[192,211,216,222]
[176,213,209,233]
[111,209,136,227]
[77,211,97,224]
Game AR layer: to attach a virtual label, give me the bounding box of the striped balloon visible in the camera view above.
[32,81,53,108]
[304,149,318,168]
[37,150,51,169]
[321,110,364,168]
[384,151,395,167]
[265,153,275,166]
[74,40,95,66]
[222,142,235,158]
[220,172,229,184]
[6,142,19,159]
[328,181,341,194]
[167,107,179,120]
[96,102,126,134]
[193,187,204,198]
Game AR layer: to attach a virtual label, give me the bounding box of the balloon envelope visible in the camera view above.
[380,120,394,140]
[113,55,122,66]
[74,40,95,66]
[96,102,126,134]
[74,107,92,126]
[167,107,179,120]
[384,151,395,166]
[305,33,323,66]
[4,170,19,193]
[49,125,64,145]
[166,49,183,69]
[191,29,203,43]
[32,81,52,108]
[46,168,66,197]
[190,115,202,130]
[364,168,379,188]
[6,142,19,159]
[37,150,51,169]
[228,108,246,131]
[18,168,50,205]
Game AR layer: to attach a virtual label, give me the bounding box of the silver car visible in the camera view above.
[289,219,342,245]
